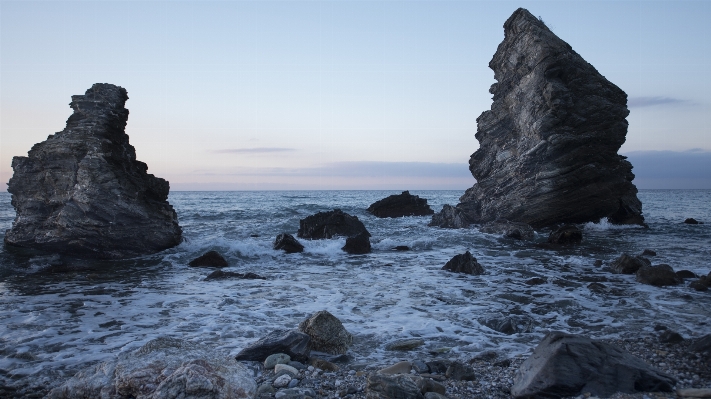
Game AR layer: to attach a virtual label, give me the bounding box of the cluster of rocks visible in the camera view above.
[609,252,709,290]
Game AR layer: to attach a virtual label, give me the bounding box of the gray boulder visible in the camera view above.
[366,374,423,399]
[274,233,304,253]
[235,329,311,362]
[5,84,181,259]
[48,337,256,399]
[511,331,676,398]
[431,8,644,229]
[442,251,484,275]
[610,253,651,274]
[636,264,680,286]
[298,310,353,355]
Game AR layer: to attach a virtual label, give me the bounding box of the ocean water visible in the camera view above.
[0,190,710,393]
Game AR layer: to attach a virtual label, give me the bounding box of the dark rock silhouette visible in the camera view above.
[235,329,311,362]
[480,218,534,240]
[511,331,676,398]
[188,251,228,267]
[342,232,371,254]
[431,8,644,229]
[442,251,484,275]
[204,270,265,281]
[636,264,680,286]
[548,225,583,245]
[610,253,651,274]
[298,209,369,239]
[4,84,181,259]
[684,218,702,224]
[367,191,434,218]
[429,204,473,228]
[273,233,304,253]
[298,310,353,355]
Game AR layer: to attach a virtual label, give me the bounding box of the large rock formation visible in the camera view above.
[432,8,644,229]
[4,84,181,259]
[367,191,434,218]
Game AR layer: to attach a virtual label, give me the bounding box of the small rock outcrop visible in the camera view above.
[430,9,644,229]
[297,209,369,239]
[189,251,228,267]
[610,253,651,274]
[636,264,680,286]
[298,310,353,355]
[204,270,265,281]
[442,251,484,275]
[480,218,534,240]
[367,191,434,218]
[342,232,371,254]
[273,233,304,253]
[511,331,676,398]
[234,329,311,362]
[547,225,583,245]
[48,337,255,399]
[5,84,182,259]
[428,204,474,228]
[684,218,701,224]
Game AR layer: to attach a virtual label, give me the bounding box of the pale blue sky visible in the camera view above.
[1,1,710,190]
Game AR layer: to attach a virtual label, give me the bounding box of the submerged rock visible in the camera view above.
[203,270,265,281]
[428,204,474,228]
[431,8,644,229]
[297,209,369,239]
[342,231,371,254]
[636,264,680,286]
[47,337,256,399]
[480,218,534,240]
[234,329,311,362]
[610,253,651,274]
[547,225,583,245]
[189,250,228,267]
[273,233,304,253]
[367,191,434,218]
[442,251,484,275]
[298,310,353,355]
[5,84,181,259]
[511,331,676,398]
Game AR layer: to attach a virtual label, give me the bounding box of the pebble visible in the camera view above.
[265,353,291,369]
[287,378,300,388]
[273,374,292,388]
[275,363,299,377]
[378,361,412,375]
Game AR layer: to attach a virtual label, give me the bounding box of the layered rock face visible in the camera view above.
[5,84,182,259]
[434,8,644,228]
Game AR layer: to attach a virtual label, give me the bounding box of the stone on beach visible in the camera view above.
[189,250,228,267]
[510,331,676,398]
[430,8,644,229]
[298,310,353,355]
[274,233,305,253]
[298,209,369,239]
[4,83,182,259]
[235,329,311,362]
[385,338,425,351]
[366,373,423,399]
[442,251,484,275]
[367,191,434,218]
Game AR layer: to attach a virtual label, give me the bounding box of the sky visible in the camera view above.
[1,0,710,190]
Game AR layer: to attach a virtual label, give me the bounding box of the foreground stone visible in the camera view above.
[273,233,304,253]
[298,310,353,355]
[342,232,371,254]
[366,373,423,399]
[48,337,255,399]
[189,250,228,267]
[442,251,484,275]
[235,329,311,362]
[298,209,369,239]
[511,331,676,398]
[367,191,434,218]
[4,84,182,259]
[480,218,534,240]
[431,8,644,229]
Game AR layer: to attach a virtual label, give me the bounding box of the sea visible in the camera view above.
[0,189,710,394]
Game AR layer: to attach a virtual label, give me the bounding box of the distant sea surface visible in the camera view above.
[0,190,710,393]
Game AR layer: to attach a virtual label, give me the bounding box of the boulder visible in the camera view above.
[442,251,484,275]
[366,374,423,399]
[342,232,371,254]
[297,209,369,239]
[684,218,701,224]
[690,334,711,353]
[234,329,311,362]
[204,270,265,281]
[430,8,644,229]
[483,315,535,335]
[636,264,680,286]
[659,330,684,344]
[264,353,291,369]
[480,218,534,240]
[676,270,698,279]
[548,225,582,245]
[445,362,477,381]
[641,249,657,257]
[690,277,710,291]
[510,331,676,398]
[610,253,651,274]
[189,251,228,267]
[367,191,434,218]
[274,233,305,253]
[428,204,473,228]
[298,310,353,355]
[47,337,256,399]
[4,84,182,259]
